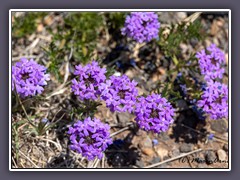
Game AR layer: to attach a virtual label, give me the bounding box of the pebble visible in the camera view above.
[179,143,193,153]
[158,132,170,141]
[217,149,227,161]
[170,148,180,157]
[139,136,152,148]
[155,146,169,160]
[205,151,217,164]
[223,144,228,152]
[151,157,161,164]
[177,12,187,20]
[210,120,228,134]
[125,69,134,79]
[116,112,132,127]
[142,148,155,157]
[135,160,145,168]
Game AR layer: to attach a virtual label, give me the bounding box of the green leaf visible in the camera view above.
[162,83,169,98]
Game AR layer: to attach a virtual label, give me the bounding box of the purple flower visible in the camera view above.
[134,93,175,133]
[68,117,112,161]
[12,58,50,97]
[196,44,226,81]
[197,81,228,120]
[180,84,187,95]
[71,61,106,101]
[208,133,214,140]
[121,12,160,43]
[99,75,138,113]
[152,139,159,146]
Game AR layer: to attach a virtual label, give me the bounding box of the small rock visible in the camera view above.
[180,43,188,54]
[142,148,155,157]
[44,15,53,26]
[217,149,227,161]
[176,99,188,111]
[151,157,161,164]
[223,144,228,152]
[205,151,217,164]
[179,143,193,153]
[210,120,228,134]
[223,132,228,139]
[135,160,145,168]
[211,20,219,36]
[158,67,166,75]
[37,24,44,32]
[155,146,169,160]
[177,12,187,20]
[205,39,212,47]
[170,148,180,157]
[139,136,152,148]
[158,132,170,141]
[152,73,159,82]
[116,112,132,127]
[125,69,134,79]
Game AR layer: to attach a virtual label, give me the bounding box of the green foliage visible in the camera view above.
[12,12,47,38]
[105,65,116,78]
[42,42,65,82]
[70,100,102,120]
[45,12,105,80]
[159,20,204,57]
[105,12,126,30]
[155,82,182,103]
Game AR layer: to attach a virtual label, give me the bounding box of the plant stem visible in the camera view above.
[14,89,36,128]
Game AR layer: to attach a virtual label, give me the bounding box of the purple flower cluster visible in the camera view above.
[71,61,106,101]
[121,12,160,43]
[196,44,226,81]
[12,58,50,97]
[68,117,112,160]
[99,75,138,113]
[134,93,175,133]
[197,81,228,120]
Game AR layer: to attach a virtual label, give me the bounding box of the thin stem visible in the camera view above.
[14,90,36,128]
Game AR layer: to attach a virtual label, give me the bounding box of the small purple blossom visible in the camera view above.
[197,80,228,120]
[196,44,226,81]
[134,93,175,133]
[71,61,106,101]
[152,139,159,146]
[121,12,160,43]
[180,84,187,95]
[208,133,214,140]
[99,75,138,113]
[68,117,112,160]
[12,58,50,97]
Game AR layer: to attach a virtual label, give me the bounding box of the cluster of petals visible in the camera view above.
[68,117,112,160]
[197,80,228,120]
[121,12,160,43]
[99,75,138,113]
[71,61,106,101]
[134,93,175,133]
[196,44,226,81]
[12,58,50,97]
